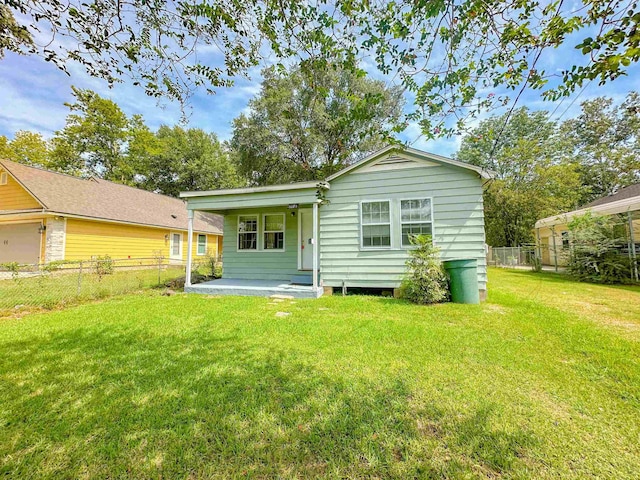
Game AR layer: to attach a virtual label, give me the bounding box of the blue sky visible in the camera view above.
[1,38,638,157]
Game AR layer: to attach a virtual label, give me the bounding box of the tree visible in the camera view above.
[0,5,33,58]
[0,131,51,167]
[3,1,639,136]
[560,93,640,204]
[51,86,132,182]
[457,108,583,246]
[140,126,240,197]
[231,65,403,185]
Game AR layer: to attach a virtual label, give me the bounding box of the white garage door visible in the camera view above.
[0,223,41,264]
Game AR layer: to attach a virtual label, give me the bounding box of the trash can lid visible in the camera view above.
[443,259,478,269]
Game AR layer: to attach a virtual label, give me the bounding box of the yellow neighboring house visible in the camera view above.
[0,159,222,265]
[535,183,640,267]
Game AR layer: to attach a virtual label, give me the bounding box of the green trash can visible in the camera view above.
[443,259,480,304]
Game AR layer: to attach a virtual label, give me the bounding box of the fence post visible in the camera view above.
[157,257,162,286]
[77,261,83,297]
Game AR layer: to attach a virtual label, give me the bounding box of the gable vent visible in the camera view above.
[377,155,418,166]
[354,153,438,175]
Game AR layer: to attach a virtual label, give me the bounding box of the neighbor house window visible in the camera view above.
[171,232,182,258]
[197,234,207,255]
[561,231,570,249]
[238,215,258,250]
[361,201,391,248]
[263,213,285,250]
[401,198,433,247]
[0,172,7,185]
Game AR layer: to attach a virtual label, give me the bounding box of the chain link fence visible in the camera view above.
[488,243,639,279]
[0,255,222,317]
[487,245,565,271]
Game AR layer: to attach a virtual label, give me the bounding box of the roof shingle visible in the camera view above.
[583,183,640,209]
[0,159,222,234]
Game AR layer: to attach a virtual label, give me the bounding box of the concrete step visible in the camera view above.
[290,274,313,285]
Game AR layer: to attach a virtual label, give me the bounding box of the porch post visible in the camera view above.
[185,209,194,287]
[629,212,638,282]
[551,226,558,272]
[312,201,319,290]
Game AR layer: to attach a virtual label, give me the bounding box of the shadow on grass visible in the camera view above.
[494,268,640,292]
[1,326,536,478]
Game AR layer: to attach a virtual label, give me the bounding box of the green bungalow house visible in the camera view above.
[180,146,491,299]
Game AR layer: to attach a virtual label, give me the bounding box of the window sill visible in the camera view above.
[235,249,287,253]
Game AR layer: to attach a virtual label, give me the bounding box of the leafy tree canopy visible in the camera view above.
[139,125,241,197]
[3,0,639,135]
[50,86,132,182]
[560,92,640,202]
[4,87,240,196]
[0,130,51,167]
[231,65,403,185]
[457,107,584,246]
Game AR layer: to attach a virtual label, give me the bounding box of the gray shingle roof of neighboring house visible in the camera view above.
[584,183,640,208]
[0,159,222,234]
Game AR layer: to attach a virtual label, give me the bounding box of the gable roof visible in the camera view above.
[326,145,494,181]
[583,183,640,208]
[0,159,222,234]
[179,146,492,201]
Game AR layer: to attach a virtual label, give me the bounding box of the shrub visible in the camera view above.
[400,234,449,304]
[565,212,633,284]
[530,254,542,272]
[1,262,21,280]
[95,255,114,278]
[204,251,222,278]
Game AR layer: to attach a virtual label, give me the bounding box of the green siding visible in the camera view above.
[221,207,301,281]
[320,163,487,291]
[187,188,318,210]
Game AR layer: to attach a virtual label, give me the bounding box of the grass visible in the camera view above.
[0,268,639,479]
[0,266,186,317]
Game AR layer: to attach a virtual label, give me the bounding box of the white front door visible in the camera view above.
[170,232,182,260]
[299,209,314,270]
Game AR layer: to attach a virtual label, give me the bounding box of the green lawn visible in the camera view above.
[0,266,186,317]
[1,269,639,479]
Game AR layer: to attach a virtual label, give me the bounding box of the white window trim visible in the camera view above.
[400,197,435,248]
[196,233,207,256]
[237,214,259,252]
[169,231,183,259]
[262,213,286,252]
[360,199,393,250]
[0,172,7,185]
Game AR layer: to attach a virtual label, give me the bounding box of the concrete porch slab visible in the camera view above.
[185,278,323,299]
